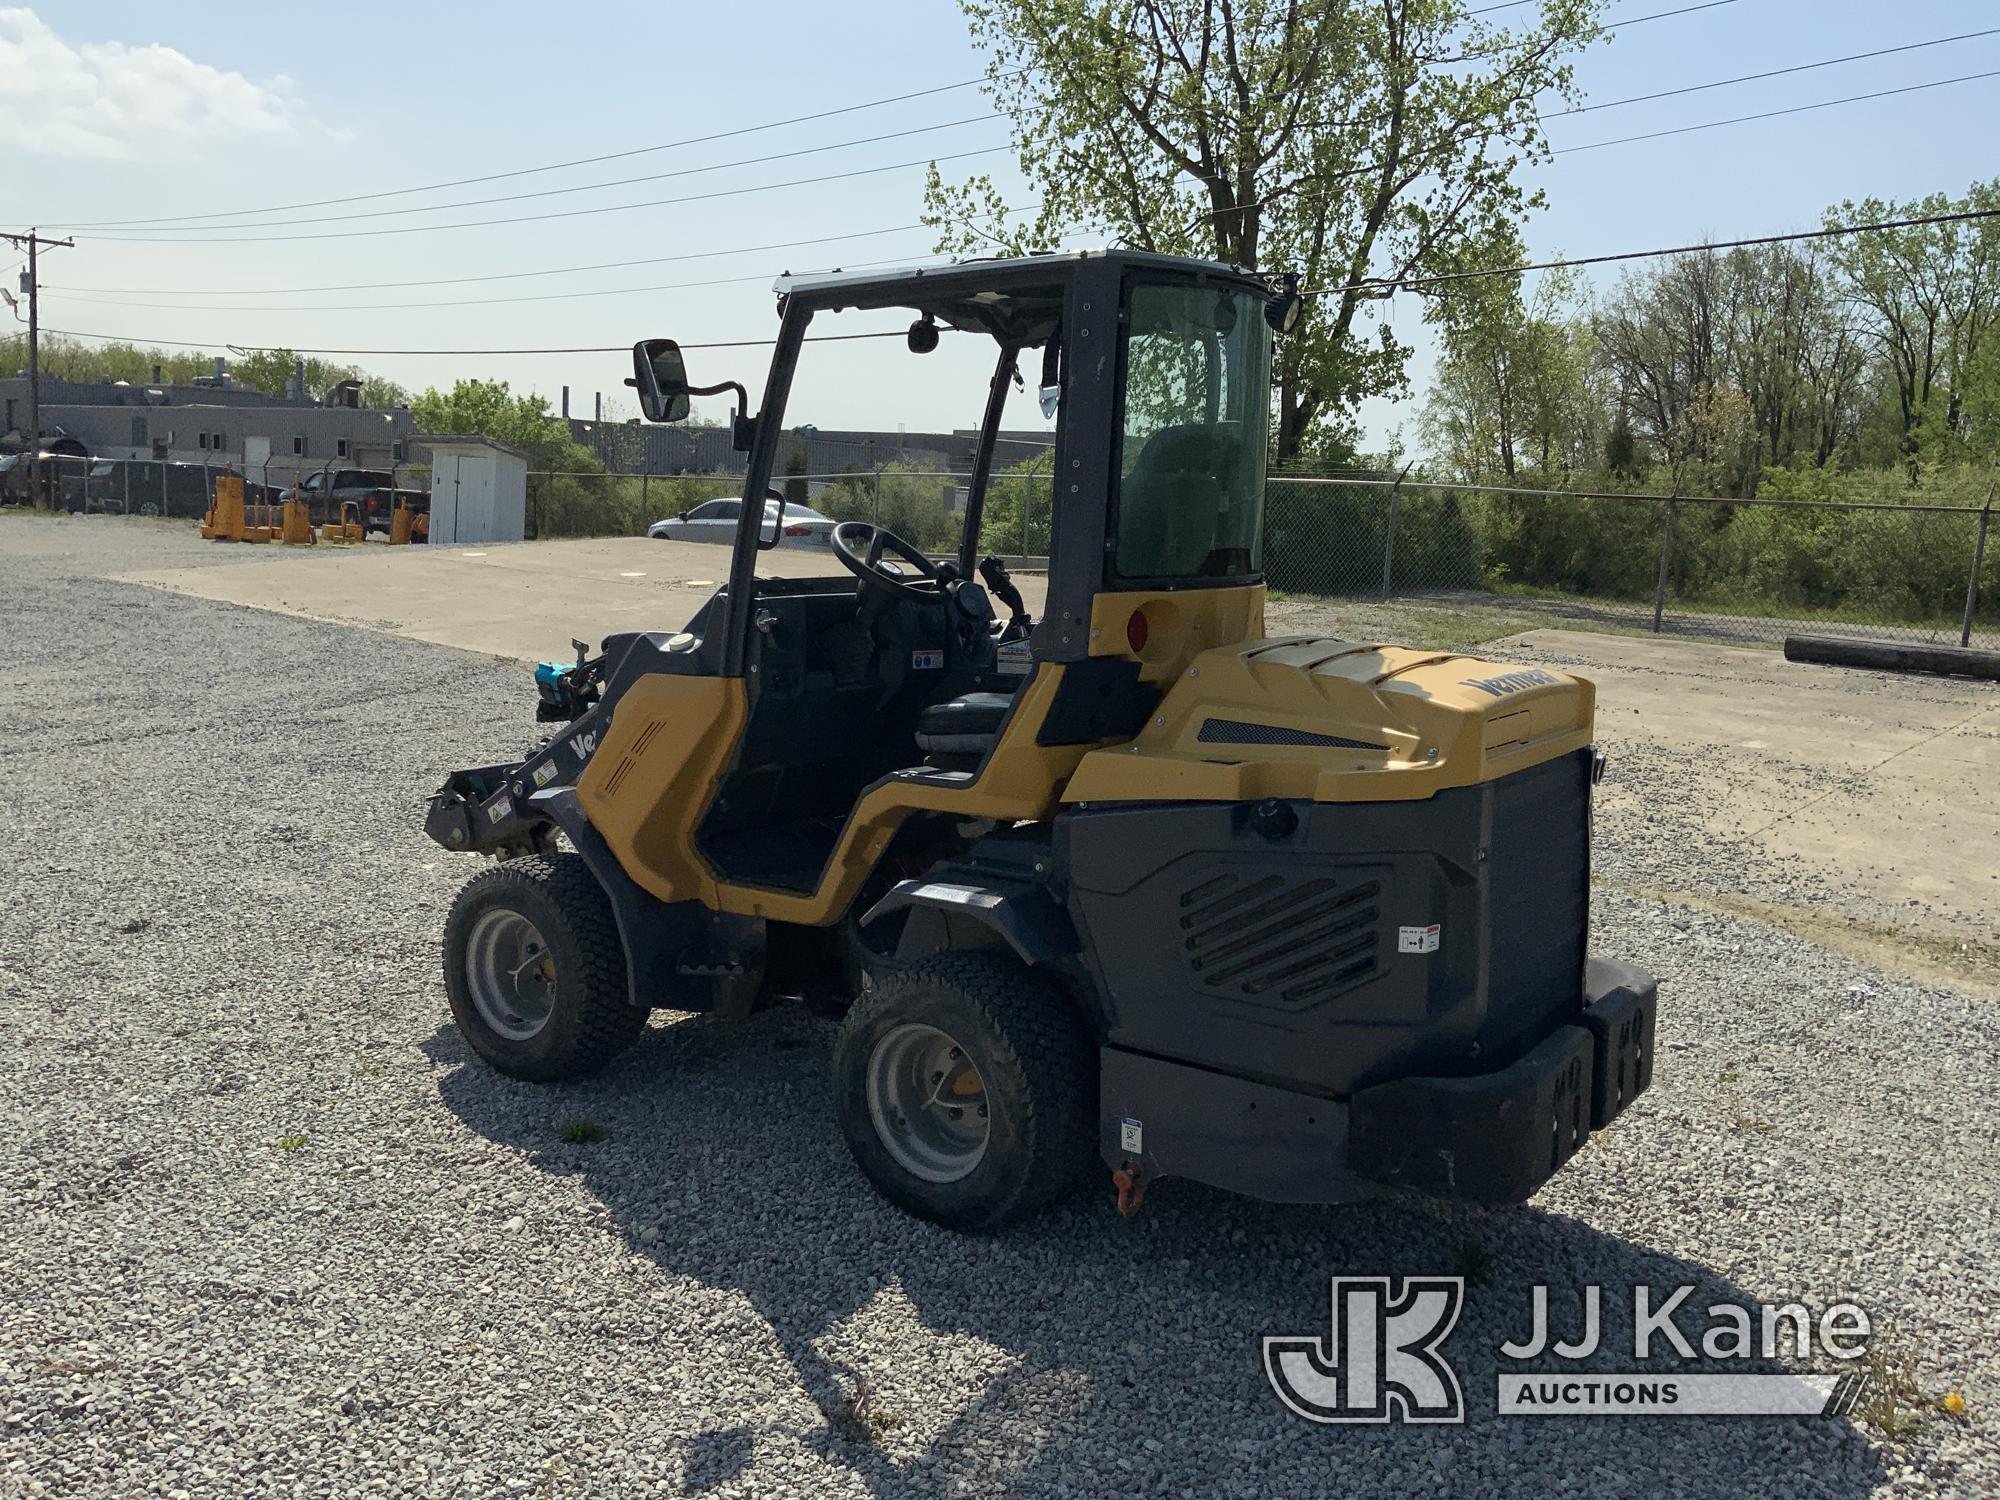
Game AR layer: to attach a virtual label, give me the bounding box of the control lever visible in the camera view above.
[977,555,1032,630]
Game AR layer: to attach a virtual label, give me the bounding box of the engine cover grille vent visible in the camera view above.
[1197,718,1388,751]
[1179,871,1382,1008]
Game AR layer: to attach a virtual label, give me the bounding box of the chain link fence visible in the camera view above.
[0,454,428,526]
[526,468,1055,559]
[14,453,1990,650]
[1266,475,1998,650]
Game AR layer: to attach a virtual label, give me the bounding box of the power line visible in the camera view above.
[48,250,973,315]
[1309,207,2000,299]
[73,115,999,236]
[1470,0,1739,24]
[35,328,925,357]
[47,216,1048,297]
[1547,28,2000,118]
[33,72,1012,232]
[66,147,1012,245]
[36,209,2000,356]
[65,53,1953,309]
[1551,68,2000,154]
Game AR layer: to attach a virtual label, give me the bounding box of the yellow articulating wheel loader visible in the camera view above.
[426,253,1656,1230]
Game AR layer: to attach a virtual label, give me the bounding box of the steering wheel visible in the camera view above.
[830,521,944,600]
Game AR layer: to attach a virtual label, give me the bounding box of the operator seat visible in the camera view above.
[914,692,1015,759]
[1116,424,1240,576]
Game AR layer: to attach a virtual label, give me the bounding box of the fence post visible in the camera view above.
[641,472,650,526]
[160,461,168,516]
[1651,497,1679,634]
[1380,461,1412,601]
[122,459,130,514]
[1963,499,1993,649]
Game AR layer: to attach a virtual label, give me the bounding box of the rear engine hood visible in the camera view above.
[1062,636,1594,805]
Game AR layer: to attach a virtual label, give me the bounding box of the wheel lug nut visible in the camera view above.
[948,1107,963,1120]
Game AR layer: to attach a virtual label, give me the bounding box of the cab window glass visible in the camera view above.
[1112,283,1270,582]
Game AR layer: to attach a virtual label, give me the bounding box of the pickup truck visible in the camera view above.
[283,468,429,535]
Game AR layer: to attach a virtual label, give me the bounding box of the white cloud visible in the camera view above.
[0,7,297,161]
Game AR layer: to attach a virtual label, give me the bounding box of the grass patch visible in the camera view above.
[275,1133,307,1153]
[557,1118,610,1144]
[823,1376,902,1445]
[1856,1332,1956,1440]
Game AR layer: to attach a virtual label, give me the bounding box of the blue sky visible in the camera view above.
[5,1,1997,456]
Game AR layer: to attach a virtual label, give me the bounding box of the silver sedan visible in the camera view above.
[647,498,836,549]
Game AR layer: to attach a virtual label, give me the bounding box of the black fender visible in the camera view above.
[863,874,1081,968]
[531,788,713,1011]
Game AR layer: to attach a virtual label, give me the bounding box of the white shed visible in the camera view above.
[415,433,528,545]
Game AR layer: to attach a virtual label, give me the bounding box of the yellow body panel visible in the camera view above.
[576,674,750,909]
[577,664,1091,925]
[708,663,1090,923]
[577,584,1591,925]
[1062,636,1595,805]
[1087,586,1266,683]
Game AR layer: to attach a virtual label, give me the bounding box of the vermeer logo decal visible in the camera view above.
[1263,1277,1465,1424]
[1460,668,1560,698]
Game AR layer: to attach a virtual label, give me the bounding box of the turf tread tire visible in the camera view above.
[833,950,1096,1232]
[443,853,645,1082]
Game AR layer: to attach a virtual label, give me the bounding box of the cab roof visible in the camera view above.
[772,249,1272,349]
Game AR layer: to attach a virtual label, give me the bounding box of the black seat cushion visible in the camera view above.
[915,691,1014,755]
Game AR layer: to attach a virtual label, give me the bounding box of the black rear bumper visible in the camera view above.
[1346,959,1657,1203]
[1096,958,1657,1206]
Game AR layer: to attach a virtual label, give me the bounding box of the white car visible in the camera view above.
[648,498,835,548]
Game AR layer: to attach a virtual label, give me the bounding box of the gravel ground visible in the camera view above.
[3,513,1996,1498]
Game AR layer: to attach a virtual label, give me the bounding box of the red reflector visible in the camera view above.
[1126,609,1149,653]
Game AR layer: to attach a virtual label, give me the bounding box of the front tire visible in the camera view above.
[832,951,1096,1231]
[443,853,645,1082]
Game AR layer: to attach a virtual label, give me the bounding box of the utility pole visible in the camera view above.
[3,228,76,508]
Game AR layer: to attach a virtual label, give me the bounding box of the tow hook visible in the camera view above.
[1112,1163,1148,1217]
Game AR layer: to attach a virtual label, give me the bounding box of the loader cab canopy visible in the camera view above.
[742,251,1277,665]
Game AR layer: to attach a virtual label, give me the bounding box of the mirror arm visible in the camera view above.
[686,380,756,453]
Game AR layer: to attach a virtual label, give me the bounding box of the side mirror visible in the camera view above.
[631,339,692,423]
[757,501,783,550]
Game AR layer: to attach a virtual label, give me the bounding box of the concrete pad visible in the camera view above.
[118,535,1050,665]
[1495,628,1999,951]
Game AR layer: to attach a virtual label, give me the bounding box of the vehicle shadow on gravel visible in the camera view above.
[428,1007,1890,1499]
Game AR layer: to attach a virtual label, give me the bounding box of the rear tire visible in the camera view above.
[443,853,645,1082]
[832,951,1096,1231]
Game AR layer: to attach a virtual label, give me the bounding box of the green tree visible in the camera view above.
[815,461,962,551]
[978,449,1055,554]
[924,0,1604,458]
[1825,181,2000,470]
[408,379,601,472]
[782,445,810,505]
[1419,250,1597,482]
